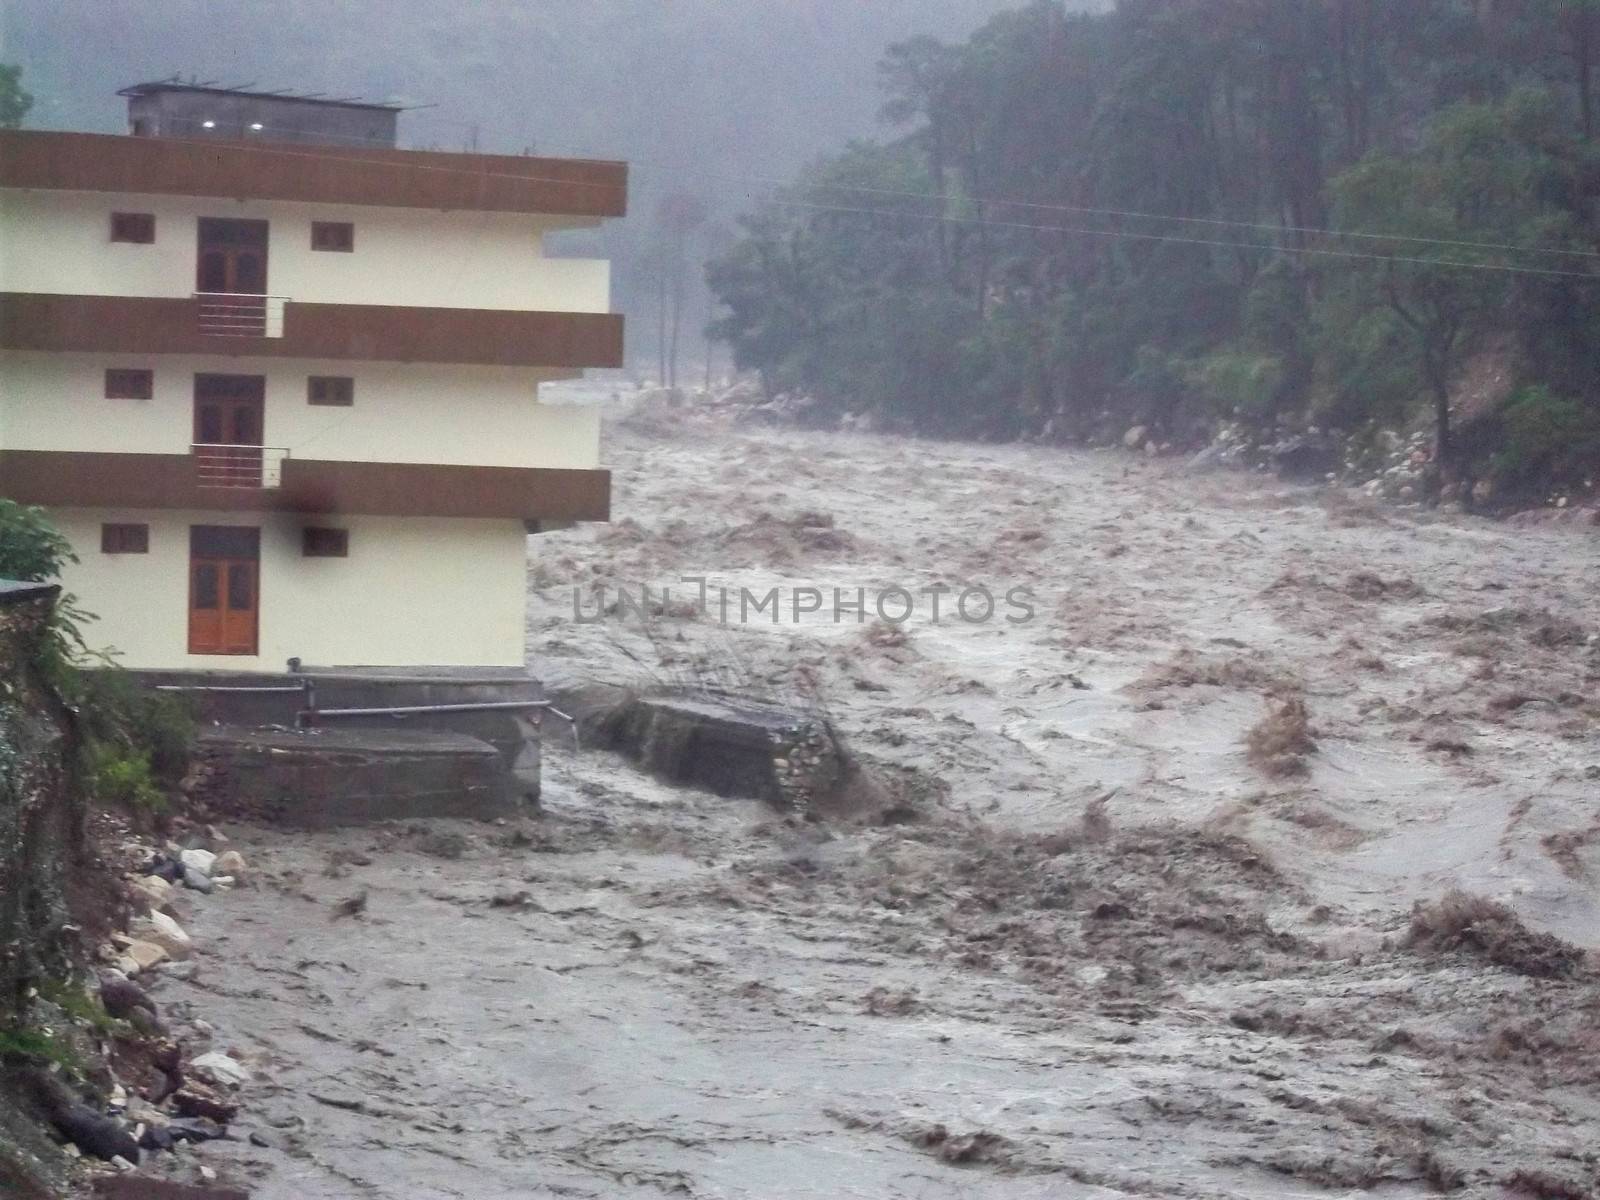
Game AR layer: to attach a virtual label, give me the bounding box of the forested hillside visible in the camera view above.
[708,0,1600,506]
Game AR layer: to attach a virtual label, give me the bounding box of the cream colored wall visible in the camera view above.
[0,352,602,469]
[51,509,530,670]
[0,188,610,313]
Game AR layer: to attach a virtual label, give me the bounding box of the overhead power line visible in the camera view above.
[66,123,1600,281]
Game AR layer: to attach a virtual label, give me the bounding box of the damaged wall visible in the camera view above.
[0,581,79,1022]
[0,581,84,1197]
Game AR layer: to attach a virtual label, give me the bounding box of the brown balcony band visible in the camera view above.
[0,129,627,219]
[0,293,624,370]
[0,450,612,523]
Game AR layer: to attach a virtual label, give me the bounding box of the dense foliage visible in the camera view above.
[708,0,1600,503]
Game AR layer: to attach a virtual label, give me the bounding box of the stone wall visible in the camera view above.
[0,581,82,1198]
[583,691,842,813]
[0,582,77,1023]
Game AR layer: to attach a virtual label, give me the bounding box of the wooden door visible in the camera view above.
[193,374,265,487]
[196,218,269,294]
[197,218,269,334]
[188,527,260,656]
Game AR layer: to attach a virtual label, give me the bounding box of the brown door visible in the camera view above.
[197,218,269,294]
[197,218,269,334]
[193,374,265,487]
[189,526,260,656]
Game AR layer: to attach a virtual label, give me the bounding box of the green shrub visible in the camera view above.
[0,500,75,584]
[1186,351,1287,420]
[66,670,195,784]
[1493,386,1600,484]
[83,742,167,817]
[0,499,102,683]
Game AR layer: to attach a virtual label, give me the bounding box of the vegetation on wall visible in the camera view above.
[708,0,1600,504]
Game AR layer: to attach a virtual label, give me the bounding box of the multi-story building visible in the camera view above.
[0,82,623,671]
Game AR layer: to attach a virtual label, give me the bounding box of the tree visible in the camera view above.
[653,193,709,392]
[1325,94,1561,474]
[0,64,32,129]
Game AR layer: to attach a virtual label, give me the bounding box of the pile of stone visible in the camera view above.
[36,832,255,1188]
[112,842,246,977]
[1354,429,1439,503]
[771,721,841,815]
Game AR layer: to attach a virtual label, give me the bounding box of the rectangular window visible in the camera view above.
[310,221,354,252]
[100,523,150,554]
[302,527,349,558]
[110,212,155,244]
[307,375,354,406]
[105,368,154,399]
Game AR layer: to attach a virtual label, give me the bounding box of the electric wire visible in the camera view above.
[139,111,1600,267]
[39,117,1600,281]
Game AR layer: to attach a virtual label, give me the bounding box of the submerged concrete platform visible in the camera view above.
[193,726,519,828]
[582,691,840,812]
[127,669,546,825]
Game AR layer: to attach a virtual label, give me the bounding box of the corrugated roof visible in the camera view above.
[118,80,405,113]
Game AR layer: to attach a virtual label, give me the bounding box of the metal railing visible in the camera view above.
[192,443,290,489]
[195,292,288,338]
[152,677,580,750]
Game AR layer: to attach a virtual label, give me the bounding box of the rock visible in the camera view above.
[28,1070,141,1164]
[1471,478,1494,504]
[190,1052,251,1088]
[1186,443,1229,474]
[143,855,184,884]
[125,1097,169,1130]
[182,865,215,894]
[122,940,170,974]
[129,875,174,909]
[100,975,158,1021]
[213,850,247,880]
[163,1116,230,1144]
[93,1177,249,1199]
[1122,425,1148,450]
[172,1079,239,1123]
[180,848,217,877]
[132,910,193,961]
[1269,435,1340,479]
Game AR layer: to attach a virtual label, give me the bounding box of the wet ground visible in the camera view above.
[150,399,1599,1198]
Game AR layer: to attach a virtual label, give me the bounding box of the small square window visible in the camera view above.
[110,212,155,244]
[307,376,354,407]
[101,523,150,554]
[311,221,354,252]
[105,368,154,399]
[302,527,349,558]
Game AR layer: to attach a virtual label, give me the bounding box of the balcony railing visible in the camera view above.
[192,444,289,489]
[195,292,287,338]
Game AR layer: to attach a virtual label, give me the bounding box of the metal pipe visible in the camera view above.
[546,705,579,752]
[155,684,307,693]
[302,699,553,719]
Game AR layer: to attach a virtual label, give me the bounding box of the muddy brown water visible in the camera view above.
[144,406,1599,1198]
